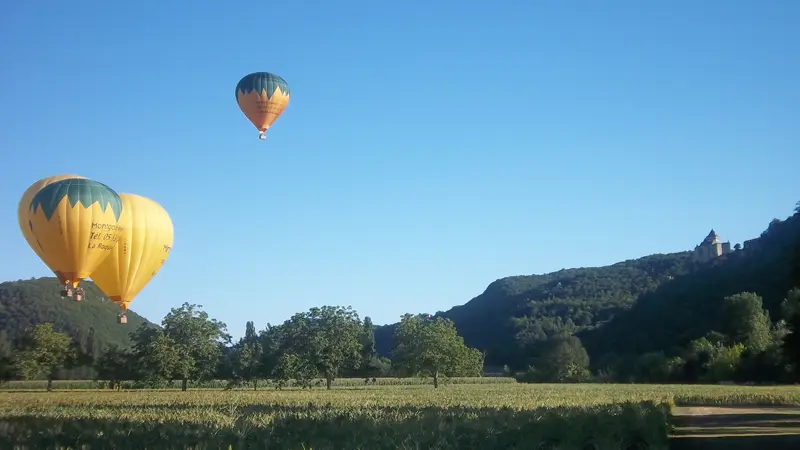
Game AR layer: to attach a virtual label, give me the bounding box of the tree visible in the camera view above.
[231,321,263,390]
[130,323,185,387]
[782,288,800,380]
[0,330,16,385]
[94,345,133,390]
[391,314,482,388]
[703,344,745,382]
[358,316,377,377]
[455,346,484,377]
[722,292,772,353]
[84,327,98,366]
[162,303,230,391]
[13,323,75,391]
[274,352,317,389]
[529,335,590,382]
[282,306,363,389]
[258,323,285,380]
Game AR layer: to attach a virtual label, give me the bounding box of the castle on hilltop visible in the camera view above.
[692,229,732,263]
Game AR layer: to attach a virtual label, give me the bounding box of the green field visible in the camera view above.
[3,379,800,449]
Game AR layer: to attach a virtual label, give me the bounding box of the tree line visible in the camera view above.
[0,304,484,391]
[2,289,800,389]
[513,288,800,384]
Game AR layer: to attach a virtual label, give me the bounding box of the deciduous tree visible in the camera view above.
[162,303,230,391]
[282,306,363,389]
[231,321,263,390]
[14,323,75,391]
[723,292,771,353]
[391,314,482,388]
[130,323,185,387]
[94,345,133,390]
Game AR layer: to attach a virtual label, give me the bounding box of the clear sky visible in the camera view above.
[1,0,798,338]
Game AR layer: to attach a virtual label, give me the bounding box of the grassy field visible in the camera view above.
[2,379,800,449]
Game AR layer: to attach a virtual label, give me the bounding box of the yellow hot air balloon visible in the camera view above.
[20,177,124,301]
[18,174,87,286]
[91,193,174,324]
[236,72,290,140]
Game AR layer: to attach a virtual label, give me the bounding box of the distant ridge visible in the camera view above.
[0,277,153,349]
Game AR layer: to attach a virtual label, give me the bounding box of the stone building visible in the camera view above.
[693,229,732,263]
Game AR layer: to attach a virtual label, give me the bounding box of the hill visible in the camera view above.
[0,277,153,353]
[375,251,695,367]
[583,210,800,362]
[375,207,800,370]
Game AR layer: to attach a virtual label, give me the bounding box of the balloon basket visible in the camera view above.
[60,289,73,298]
[73,294,83,302]
[118,313,128,324]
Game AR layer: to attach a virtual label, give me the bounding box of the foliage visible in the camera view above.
[280,306,364,389]
[129,324,185,387]
[391,314,483,387]
[161,303,231,390]
[519,335,591,382]
[376,252,693,368]
[722,292,772,353]
[2,201,800,389]
[358,316,377,376]
[781,288,800,380]
[586,210,800,360]
[13,323,75,391]
[229,321,263,389]
[93,345,132,390]
[372,207,800,379]
[0,278,152,353]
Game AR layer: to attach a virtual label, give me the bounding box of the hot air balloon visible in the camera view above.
[20,177,124,301]
[18,175,86,279]
[91,193,174,324]
[235,72,290,140]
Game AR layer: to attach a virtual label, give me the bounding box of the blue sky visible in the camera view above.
[1,0,798,338]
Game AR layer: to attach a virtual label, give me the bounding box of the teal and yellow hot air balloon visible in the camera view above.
[17,175,86,271]
[235,72,290,140]
[19,177,124,301]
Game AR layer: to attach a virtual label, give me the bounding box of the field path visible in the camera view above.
[670,406,800,450]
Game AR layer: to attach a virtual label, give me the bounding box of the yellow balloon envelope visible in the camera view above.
[21,178,124,288]
[235,72,290,140]
[91,193,174,314]
[18,174,86,284]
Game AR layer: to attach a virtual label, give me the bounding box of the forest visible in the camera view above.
[1,202,799,387]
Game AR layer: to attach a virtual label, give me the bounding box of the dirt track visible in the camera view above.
[670,406,800,449]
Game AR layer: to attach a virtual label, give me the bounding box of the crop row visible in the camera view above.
[2,384,800,449]
[5,380,800,407]
[0,394,670,449]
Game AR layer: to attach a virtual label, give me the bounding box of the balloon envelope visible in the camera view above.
[235,72,290,139]
[18,174,86,283]
[21,178,124,287]
[91,193,174,311]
